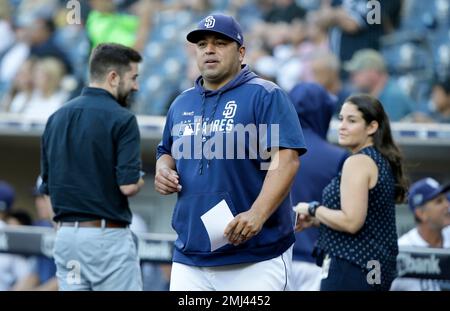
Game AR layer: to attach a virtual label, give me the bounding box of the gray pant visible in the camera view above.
[53,226,142,291]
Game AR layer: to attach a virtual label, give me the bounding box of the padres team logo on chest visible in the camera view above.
[223,101,237,119]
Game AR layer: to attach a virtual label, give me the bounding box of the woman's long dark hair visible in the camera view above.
[345,94,408,203]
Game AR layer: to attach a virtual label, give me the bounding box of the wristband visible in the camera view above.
[308,201,320,217]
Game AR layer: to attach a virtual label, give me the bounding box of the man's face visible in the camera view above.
[351,69,377,93]
[27,19,49,45]
[117,62,139,107]
[195,34,245,89]
[417,193,450,230]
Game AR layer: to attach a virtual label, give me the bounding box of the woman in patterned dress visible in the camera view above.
[294,94,408,291]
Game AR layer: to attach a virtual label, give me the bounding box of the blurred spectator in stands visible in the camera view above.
[314,0,383,64]
[253,22,294,54]
[228,0,266,31]
[253,10,329,92]
[294,12,330,83]
[51,1,91,83]
[288,83,349,291]
[0,9,72,84]
[428,77,450,123]
[379,0,402,34]
[6,210,33,226]
[160,43,201,115]
[147,0,210,20]
[12,177,58,291]
[264,0,306,23]
[25,16,73,74]
[344,49,415,121]
[412,77,450,123]
[86,0,153,52]
[15,0,60,23]
[300,11,329,54]
[0,57,35,113]
[391,178,450,291]
[128,211,170,291]
[0,23,30,92]
[0,180,31,291]
[21,57,69,119]
[179,0,212,18]
[0,180,15,222]
[253,53,278,83]
[0,0,15,56]
[310,51,350,113]
[272,21,308,91]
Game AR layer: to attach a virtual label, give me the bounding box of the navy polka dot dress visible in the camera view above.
[316,146,399,290]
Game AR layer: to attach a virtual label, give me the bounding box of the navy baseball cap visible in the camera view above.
[408,178,450,212]
[187,14,244,46]
[0,181,15,212]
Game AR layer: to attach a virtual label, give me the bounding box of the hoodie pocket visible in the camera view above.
[172,192,237,253]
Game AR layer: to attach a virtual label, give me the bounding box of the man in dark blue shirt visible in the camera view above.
[40,43,144,291]
[288,83,348,290]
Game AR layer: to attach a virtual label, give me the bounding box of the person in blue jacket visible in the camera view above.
[155,14,307,291]
[288,83,349,291]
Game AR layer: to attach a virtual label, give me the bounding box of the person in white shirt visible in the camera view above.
[21,57,69,120]
[391,178,450,291]
[0,181,31,290]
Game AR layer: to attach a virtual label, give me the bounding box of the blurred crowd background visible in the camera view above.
[0,0,449,121]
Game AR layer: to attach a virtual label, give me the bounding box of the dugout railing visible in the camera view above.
[1,225,450,282]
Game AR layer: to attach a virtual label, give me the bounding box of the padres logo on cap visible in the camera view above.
[413,193,423,206]
[204,16,215,28]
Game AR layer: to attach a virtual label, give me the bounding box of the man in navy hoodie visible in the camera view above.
[288,83,348,290]
[156,14,307,291]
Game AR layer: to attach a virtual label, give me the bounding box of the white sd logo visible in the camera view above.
[204,16,215,28]
[223,101,237,119]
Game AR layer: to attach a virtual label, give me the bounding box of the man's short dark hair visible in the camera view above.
[89,43,142,82]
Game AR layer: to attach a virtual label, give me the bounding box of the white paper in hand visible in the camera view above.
[200,199,234,252]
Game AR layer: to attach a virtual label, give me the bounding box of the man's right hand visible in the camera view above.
[155,167,182,195]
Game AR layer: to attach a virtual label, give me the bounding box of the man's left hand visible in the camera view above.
[224,209,266,246]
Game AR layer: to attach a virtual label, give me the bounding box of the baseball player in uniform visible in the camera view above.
[391,178,450,291]
[155,14,307,291]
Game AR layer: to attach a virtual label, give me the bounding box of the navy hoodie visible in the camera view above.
[288,83,348,263]
[157,65,307,266]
